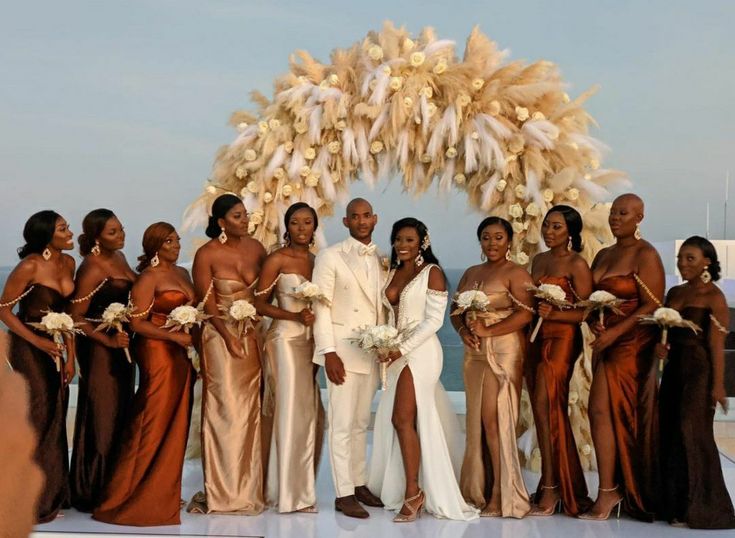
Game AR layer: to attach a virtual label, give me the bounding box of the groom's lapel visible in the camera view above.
[338,242,376,306]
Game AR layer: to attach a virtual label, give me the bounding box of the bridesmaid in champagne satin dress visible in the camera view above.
[69,209,137,512]
[526,206,592,516]
[94,222,195,526]
[657,237,735,529]
[453,217,534,518]
[255,202,325,513]
[187,194,267,515]
[0,211,76,523]
[582,194,664,521]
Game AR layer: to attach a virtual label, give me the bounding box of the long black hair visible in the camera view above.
[205,194,244,239]
[476,216,513,241]
[78,208,116,256]
[283,202,318,244]
[389,217,442,269]
[543,204,583,252]
[18,210,61,259]
[681,235,722,281]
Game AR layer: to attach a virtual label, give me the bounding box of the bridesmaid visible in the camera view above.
[69,209,137,512]
[581,193,664,521]
[255,202,325,514]
[0,210,76,522]
[187,194,267,515]
[93,222,195,526]
[656,236,735,529]
[526,206,592,516]
[452,216,534,518]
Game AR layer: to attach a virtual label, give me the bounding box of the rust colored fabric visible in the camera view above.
[526,276,591,516]
[9,285,71,523]
[595,273,658,522]
[93,290,194,527]
[70,278,135,512]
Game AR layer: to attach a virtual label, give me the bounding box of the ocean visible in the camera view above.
[0,267,467,390]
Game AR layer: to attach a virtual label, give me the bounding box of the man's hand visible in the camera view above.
[324,352,346,385]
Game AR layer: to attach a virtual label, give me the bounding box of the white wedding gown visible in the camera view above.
[367,264,479,521]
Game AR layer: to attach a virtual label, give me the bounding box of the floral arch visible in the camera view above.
[184,21,628,264]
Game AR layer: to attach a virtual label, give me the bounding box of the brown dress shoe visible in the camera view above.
[355,485,384,507]
[335,496,369,519]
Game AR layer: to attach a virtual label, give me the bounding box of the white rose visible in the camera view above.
[368,45,384,61]
[244,149,257,162]
[374,325,398,342]
[328,73,340,85]
[515,106,529,122]
[382,66,392,75]
[295,281,321,298]
[171,306,198,325]
[445,147,457,159]
[515,184,527,199]
[229,299,256,320]
[263,192,273,203]
[472,78,485,91]
[281,184,293,197]
[370,140,384,154]
[538,283,567,303]
[589,290,617,304]
[102,302,127,324]
[496,179,507,192]
[653,307,682,325]
[566,188,579,201]
[542,189,554,203]
[509,203,524,219]
[389,77,403,91]
[410,51,425,67]
[304,147,316,160]
[453,173,466,185]
[525,202,541,217]
[235,166,247,179]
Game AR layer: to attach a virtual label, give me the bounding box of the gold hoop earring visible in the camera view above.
[150,253,160,268]
[634,223,642,240]
[701,266,712,284]
[218,228,228,244]
[42,248,52,261]
[91,240,101,256]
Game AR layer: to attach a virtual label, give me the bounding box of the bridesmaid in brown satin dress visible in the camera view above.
[0,210,76,523]
[581,193,664,521]
[255,202,325,513]
[656,237,735,529]
[452,217,534,518]
[69,209,137,512]
[93,222,195,526]
[187,194,267,515]
[527,206,592,516]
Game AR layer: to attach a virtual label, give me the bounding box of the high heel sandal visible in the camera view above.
[529,484,562,516]
[578,486,623,521]
[393,489,425,523]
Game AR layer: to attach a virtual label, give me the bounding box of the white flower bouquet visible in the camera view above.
[219,299,259,354]
[290,280,330,339]
[28,311,85,371]
[163,304,211,362]
[350,324,411,390]
[576,290,625,328]
[451,289,491,320]
[639,307,701,371]
[528,283,571,342]
[91,302,133,363]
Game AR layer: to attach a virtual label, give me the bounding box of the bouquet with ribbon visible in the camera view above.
[351,324,415,390]
[451,288,491,321]
[91,302,133,363]
[28,311,85,371]
[639,307,701,371]
[290,280,330,339]
[528,283,570,342]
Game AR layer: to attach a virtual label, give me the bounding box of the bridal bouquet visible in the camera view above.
[163,304,211,362]
[639,307,701,371]
[91,302,133,363]
[351,324,407,390]
[28,311,85,372]
[528,284,570,342]
[576,290,625,328]
[451,288,491,320]
[219,299,258,353]
[290,280,330,339]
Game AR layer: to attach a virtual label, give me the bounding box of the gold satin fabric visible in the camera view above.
[264,273,325,512]
[193,278,264,514]
[460,290,531,518]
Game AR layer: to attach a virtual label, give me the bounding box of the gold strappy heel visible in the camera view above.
[578,486,623,520]
[393,489,425,522]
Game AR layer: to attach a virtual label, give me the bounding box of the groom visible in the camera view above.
[313,198,386,519]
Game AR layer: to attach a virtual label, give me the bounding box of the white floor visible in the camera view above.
[33,435,735,538]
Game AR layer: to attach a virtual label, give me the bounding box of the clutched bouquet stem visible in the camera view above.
[639,307,701,372]
[528,283,571,342]
[28,311,85,372]
[290,280,330,340]
[350,323,416,390]
[89,302,134,363]
[218,299,259,355]
[576,290,625,328]
[163,304,211,363]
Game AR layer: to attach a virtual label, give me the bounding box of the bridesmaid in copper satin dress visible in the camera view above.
[69,209,136,512]
[0,211,76,523]
[187,194,267,515]
[452,217,534,518]
[93,222,195,526]
[255,202,325,513]
[527,206,592,516]
[582,194,664,521]
[656,237,735,529]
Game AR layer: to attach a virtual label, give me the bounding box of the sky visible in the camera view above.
[1,0,733,267]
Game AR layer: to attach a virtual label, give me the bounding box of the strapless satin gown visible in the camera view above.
[264,274,325,512]
[459,286,531,518]
[93,290,195,526]
[9,285,70,523]
[70,278,135,512]
[594,273,658,521]
[659,307,735,528]
[526,276,591,515]
[189,278,264,514]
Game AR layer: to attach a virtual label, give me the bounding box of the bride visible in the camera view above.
[367,218,478,522]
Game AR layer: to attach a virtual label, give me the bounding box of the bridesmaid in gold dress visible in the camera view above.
[69,209,137,512]
[255,202,325,513]
[581,193,664,521]
[93,222,195,526]
[0,210,76,523]
[187,194,267,515]
[526,206,592,516]
[452,217,534,518]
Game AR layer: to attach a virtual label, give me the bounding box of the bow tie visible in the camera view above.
[359,244,377,256]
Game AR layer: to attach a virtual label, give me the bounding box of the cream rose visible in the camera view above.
[389,77,403,91]
[327,141,341,154]
[566,188,579,201]
[512,221,524,234]
[432,60,447,75]
[281,184,293,197]
[489,100,501,116]
[229,300,257,321]
[235,166,247,179]
[368,45,384,61]
[263,192,273,203]
[305,175,320,188]
[509,203,524,219]
[206,185,217,194]
[299,165,311,178]
[370,140,384,154]
[328,73,340,85]
[335,120,347,131]
[403,97,413,108]
[304,147,316,160]
[284,141,294,153]
[445,147,457,159]
[514,184,527,199]
[525,202,541,217]
[543,189,554,203]
[244,149,257,162]
[410,51,425,67]
[246,181,258,194]
[531,111,546,121]
[236,122,248,132]
[249,211,264,225]
[472,78,485,91]
[268,118,281,130]
[515,106,530,122]
[453,173,466,185]
[496,179,508,192]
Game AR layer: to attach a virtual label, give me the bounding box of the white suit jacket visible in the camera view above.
[312,238,388,375]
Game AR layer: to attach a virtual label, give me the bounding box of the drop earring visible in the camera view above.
[415,253,425,267]
[150,253,160,268]
[42,248,52,261]
[283,231,291,247]
[480,251,487,262]
[701,265,712,284]
[91,240,101,256]
[505,249,511,261]
[567,236,573,251]
[218,228,228,244]
[634,223,642,240]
